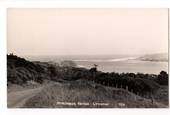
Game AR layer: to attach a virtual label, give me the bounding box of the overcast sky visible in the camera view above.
[7,8,168,56]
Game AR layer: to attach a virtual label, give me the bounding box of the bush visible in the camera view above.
[157,71,168,85]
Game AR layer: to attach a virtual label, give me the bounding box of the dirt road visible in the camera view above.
[7,85,51,108]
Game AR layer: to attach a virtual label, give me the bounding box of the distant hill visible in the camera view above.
[138,53,168,62]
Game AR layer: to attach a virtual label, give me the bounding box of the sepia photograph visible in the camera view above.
[7,8,169,108]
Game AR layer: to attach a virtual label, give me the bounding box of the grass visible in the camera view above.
[23,80,166,108]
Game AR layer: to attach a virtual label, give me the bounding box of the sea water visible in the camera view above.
[24,55,168,74]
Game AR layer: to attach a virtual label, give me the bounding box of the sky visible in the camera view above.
[7,8,168,56]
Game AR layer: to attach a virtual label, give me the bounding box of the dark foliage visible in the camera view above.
[7,54,44,73]
[48,65,57,80]
[157,71,169,85]
[7,54,45,84]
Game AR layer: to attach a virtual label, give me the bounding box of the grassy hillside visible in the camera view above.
[7,54,169,108]
[7,54,46,84]
[23,80,166,108]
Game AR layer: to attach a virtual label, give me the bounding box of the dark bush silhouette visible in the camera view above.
[48,65,57,80]
[89,64,98,73]
[157,71,168,85]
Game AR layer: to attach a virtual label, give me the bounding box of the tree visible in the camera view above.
[157,71,168,85]
[48,65,57,80]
